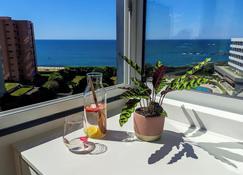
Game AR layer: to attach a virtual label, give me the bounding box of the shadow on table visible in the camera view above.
[148,129,243,168]
[194,141,243,168]
[148,130,198,165]
[148,107,205,165]
[181,106,243,168]
[181,106,207,137]
[103,130,139,142]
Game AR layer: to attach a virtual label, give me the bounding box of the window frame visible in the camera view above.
[1,0,243,137]
[116,0,146,84]
[0,0,128,135]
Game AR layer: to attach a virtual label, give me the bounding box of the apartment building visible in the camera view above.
[228,38,243,72]
[0,47,5,96]
[215,38,243,89]
[0,17,37,82]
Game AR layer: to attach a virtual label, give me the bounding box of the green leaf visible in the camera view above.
[186,58,211,75]
[169,58,211,91]
[121,88,149,100]
[190,79,196,87]
[160,110,167,117]
[131,78,150,94]
[119,99,140,126]
[121,55,142,75]
[155,60,163,69]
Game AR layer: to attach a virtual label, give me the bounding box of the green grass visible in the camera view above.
[11,86,33,96]
[40,73,51,77]
[71,76,85,84]
[5,83,20,92]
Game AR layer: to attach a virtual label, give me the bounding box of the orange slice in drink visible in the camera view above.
[84,126,104,138]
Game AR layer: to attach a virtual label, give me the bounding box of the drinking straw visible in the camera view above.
[88,77,106,134]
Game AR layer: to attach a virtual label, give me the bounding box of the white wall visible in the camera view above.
[0,117,65,175]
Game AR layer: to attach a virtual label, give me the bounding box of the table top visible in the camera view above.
[18,115,243,175]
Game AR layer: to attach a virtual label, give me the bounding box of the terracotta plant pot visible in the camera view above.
[133,111,165,142]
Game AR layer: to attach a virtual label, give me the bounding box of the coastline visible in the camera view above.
[37,66,65,72]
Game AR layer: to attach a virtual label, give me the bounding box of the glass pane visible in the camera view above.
[0,0,117,111]
[145,0,243,98]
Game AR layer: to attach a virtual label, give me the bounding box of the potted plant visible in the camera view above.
[119,56,211,141]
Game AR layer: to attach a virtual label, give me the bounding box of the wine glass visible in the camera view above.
[63,115,95,154]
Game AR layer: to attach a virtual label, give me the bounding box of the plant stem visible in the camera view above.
[152,89,155,102]
[160,88,171,106]
[160,94,166,106]
[142,99,146,108]
[159,95,162,104]
[145,79,152,103]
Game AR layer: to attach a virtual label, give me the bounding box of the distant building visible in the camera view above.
[0,17,37,82]
[228,38,243,72]
[215,38,243,89]
[0,47,5,96]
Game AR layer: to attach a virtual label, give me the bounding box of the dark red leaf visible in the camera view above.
[152,65,166,89]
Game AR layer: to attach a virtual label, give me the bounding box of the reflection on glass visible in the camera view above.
[145,0,243,98]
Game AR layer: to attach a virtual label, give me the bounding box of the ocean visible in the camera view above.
[35,40,116,67]
[35,39,230,67]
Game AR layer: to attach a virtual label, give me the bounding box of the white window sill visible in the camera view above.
[14,114,243,175]
[163,90,243,140]
[165,90,243,115]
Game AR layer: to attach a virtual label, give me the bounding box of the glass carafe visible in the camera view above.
[83,72,107,139]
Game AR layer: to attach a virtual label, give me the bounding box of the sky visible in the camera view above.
[0,0,116,39]
[147,0,243,39]
[0,0,243,39]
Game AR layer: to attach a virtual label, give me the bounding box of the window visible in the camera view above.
[145,0,243,98]
[0,0,118,112]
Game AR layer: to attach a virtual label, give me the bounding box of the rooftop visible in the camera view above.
[215,65,243,82]
[231,38,243,42]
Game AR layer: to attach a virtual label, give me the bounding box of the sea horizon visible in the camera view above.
[35,39,230,67]
[35,38,232,41]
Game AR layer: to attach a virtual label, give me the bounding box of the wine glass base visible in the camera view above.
[65,138,96,154]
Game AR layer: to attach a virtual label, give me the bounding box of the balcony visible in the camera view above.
[230,50,243,57]
[228,61,243,72]
[230,44,243,49]
[229,56,243,64]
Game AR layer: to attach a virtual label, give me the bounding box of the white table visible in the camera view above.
[16,115,243,175]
